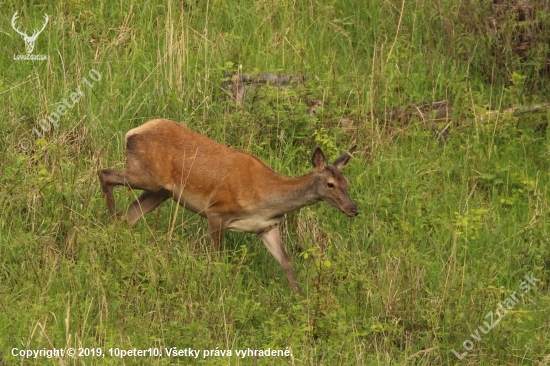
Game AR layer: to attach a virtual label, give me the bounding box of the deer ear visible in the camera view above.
[332,145,356,170]
[312,148,326,172]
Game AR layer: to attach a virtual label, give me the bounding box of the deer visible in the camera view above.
[11,12,49,54]
[98,119,358,296]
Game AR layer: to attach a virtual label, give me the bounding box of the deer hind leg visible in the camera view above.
[98,169,126,219]
[259,226,303,296]
[98,168,163,222]
[127,190,170,227]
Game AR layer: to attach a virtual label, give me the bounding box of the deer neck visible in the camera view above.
[262,173,320,216]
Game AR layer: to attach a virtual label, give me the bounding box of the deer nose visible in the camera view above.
[345,206,359,217]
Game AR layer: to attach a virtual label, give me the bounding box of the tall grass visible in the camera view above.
[1,0,549,364]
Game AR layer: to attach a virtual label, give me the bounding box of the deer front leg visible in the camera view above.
[207,215,225,251]
[259,226,303,296]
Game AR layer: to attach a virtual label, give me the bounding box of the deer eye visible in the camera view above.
[327,182,335,188]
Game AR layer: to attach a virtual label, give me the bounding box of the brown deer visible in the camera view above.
[98,119,358,296]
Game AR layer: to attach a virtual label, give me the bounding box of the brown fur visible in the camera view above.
[98,119,358,296]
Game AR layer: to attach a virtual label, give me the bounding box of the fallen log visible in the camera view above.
[379,100,549,140]
[221,73,307,105]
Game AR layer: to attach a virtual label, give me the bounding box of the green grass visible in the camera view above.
[1,0,550,365]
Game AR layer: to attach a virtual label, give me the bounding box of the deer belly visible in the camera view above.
[226,216,284,233]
